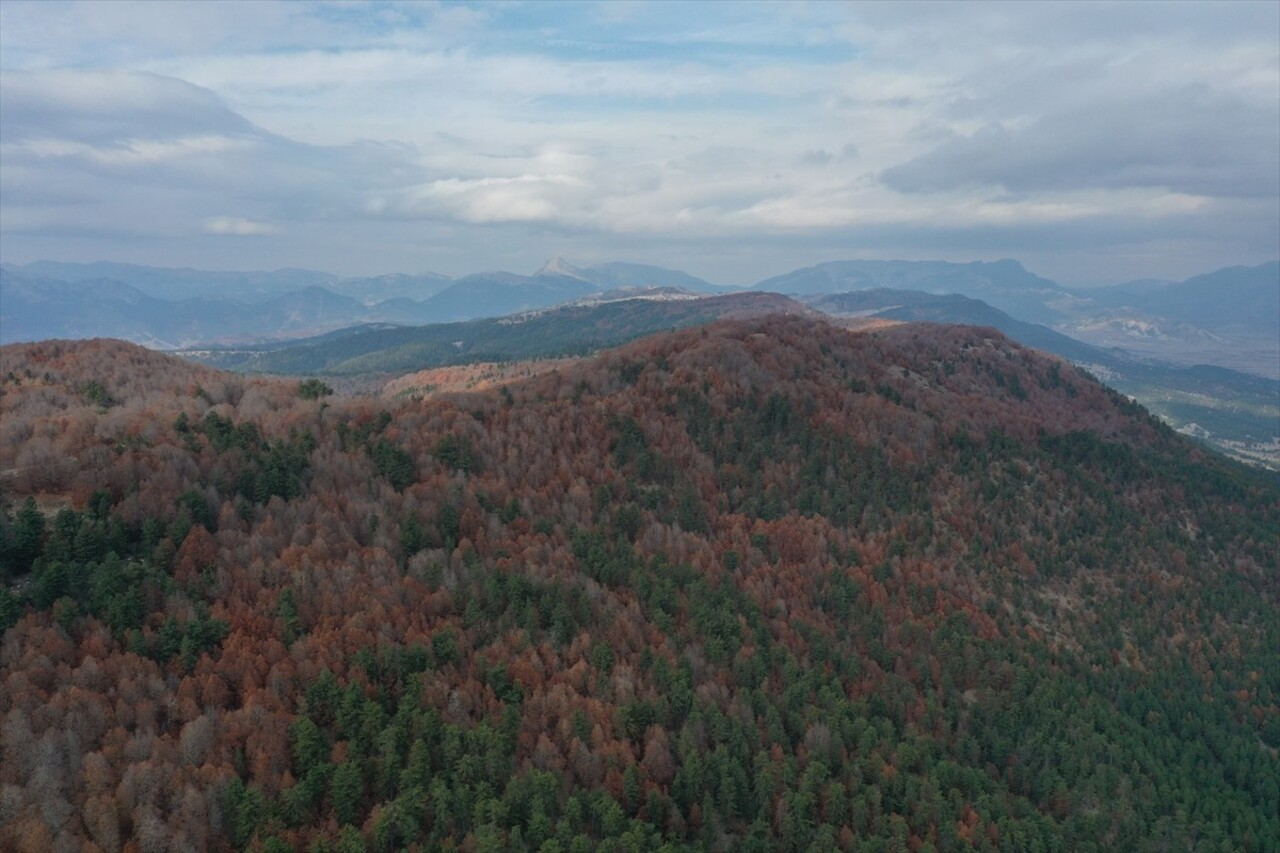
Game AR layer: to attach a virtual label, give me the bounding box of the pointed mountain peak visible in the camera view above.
[536,256,592,281]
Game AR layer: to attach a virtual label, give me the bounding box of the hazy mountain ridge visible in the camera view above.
[1059,262,1280,379]
[754,258,1082,325]
[5,257,1275,369]
[420,271,602,323]
[175,291,811,375]
[1080,261,1279,332]
[755,258,1279,380]
[0,268,375,347]
[0,258,724,345]
[4,260,342,303]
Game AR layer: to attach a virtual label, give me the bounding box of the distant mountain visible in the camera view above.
[175,291,811,375]
[0,260,726,346]
[1077,262,1278,334]
[418,270,602,323]
[0,268,369,347]
[6,260,340,303]
[2,260,456,308]
[582,260,723,292]
[531,257,723,291]
[6,256,1275,381]
[325,272,455,305]
[371,259,724,324]
[534,256,593,281]
[252,286,372,336]
[1059,262,1280,379]
[0,271,166,344]
[1129,262,1279,334]
[2,257,722,311]
[755,258,1084,324]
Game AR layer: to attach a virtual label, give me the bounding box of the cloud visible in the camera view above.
[204,217,278,236]
[0,0,346,67]
[0,1,1275,285]
[0,69,252,144]
[15,134,255,167]
[0,68,425,240]
[375,174,587,225]
[882,86,1280,200]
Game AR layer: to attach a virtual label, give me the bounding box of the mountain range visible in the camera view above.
[1059,262,1280,378]
[1083,262,1280,332]
[0,258,723,346]
[3,257,1274,365]
[754,258,1084,325]
[4,255,1276,465]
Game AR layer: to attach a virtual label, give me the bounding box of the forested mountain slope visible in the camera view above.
[803,289,1280,466]
[0,319,1276,852]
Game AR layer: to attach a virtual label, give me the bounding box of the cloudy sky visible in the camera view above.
[1,0,1276,286]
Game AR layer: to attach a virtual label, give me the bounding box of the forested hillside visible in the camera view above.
[1,319,1277,852]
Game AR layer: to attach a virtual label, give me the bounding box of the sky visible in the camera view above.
[1,0,1277,287]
